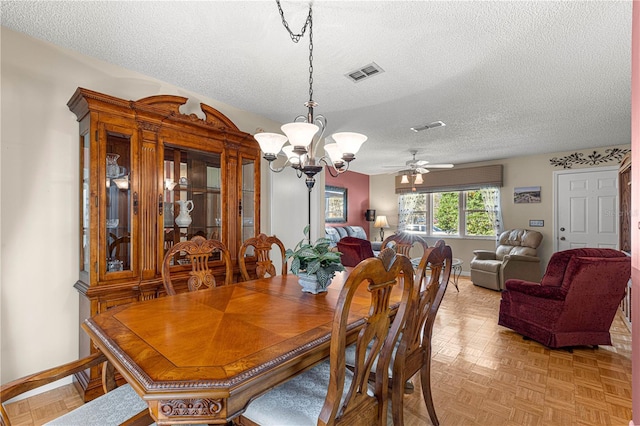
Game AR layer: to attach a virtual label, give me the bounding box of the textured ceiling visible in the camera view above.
[1,1,633,175]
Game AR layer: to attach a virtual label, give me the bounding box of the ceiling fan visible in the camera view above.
[382,150,454,177]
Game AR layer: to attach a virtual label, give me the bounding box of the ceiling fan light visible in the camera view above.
[331,132,367,156]
[401,174,409,184]
[281,122,319,150]
[414,173,424,184]
[254,132,288,156]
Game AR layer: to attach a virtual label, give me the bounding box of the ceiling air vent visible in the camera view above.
[410,121,446,132]
[346,62,384,83]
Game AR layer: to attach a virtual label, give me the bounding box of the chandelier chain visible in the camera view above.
[276,1,315,104]
[276,0,312,43]
[308,7,313,103]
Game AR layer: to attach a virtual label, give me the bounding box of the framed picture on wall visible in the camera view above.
[325,186,347,223]
[514,186,541,203]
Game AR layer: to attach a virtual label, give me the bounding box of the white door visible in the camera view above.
[554,167,619,251]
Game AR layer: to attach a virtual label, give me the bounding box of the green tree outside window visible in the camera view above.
[433,192,459,234]
[465,190,494,236]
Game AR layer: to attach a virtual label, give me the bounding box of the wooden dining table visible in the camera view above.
[82,270,404,425]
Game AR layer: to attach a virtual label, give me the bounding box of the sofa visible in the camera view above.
[325,225,368,247]
[325,225,385,257]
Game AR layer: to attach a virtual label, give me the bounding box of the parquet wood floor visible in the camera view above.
[4,277,633,425]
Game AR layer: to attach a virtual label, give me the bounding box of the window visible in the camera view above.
[398,188,499,238]
[464,190,495,236]
[433,192,459,235]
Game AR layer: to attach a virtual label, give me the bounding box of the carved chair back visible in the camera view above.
[381,232,428,257]
[391,239,452,426]
[319,248,417,425]
[0,350,151,426]
[161,236,233,296]
[108,233,130,259]
[238,248,418,426]
[238,233,287,281]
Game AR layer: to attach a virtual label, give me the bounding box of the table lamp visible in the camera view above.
[373,215,390,241]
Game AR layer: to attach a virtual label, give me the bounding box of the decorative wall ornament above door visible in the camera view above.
[549,148,630,168]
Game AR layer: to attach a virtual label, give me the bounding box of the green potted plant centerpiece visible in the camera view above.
[285,225,345,294]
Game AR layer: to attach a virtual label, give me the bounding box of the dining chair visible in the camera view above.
[161,235,233,296]
[108,233,130,259]
[238,233,287,281]
[0,350,152,425]
[391,239,452,426]
[381,231,429,257]
[237,248,417,426]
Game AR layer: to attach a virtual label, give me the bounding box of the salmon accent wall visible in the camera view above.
[325,169,371,238]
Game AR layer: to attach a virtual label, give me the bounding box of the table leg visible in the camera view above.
[451,264,462,292]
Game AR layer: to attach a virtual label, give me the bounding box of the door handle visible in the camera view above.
[560,237,566,241]
[560,227,565,231]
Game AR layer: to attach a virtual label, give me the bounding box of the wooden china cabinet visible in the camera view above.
[67,87,261,400]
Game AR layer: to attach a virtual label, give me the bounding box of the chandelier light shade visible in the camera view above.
[414,173,424,184]
[323,143,343,165]
[331,132,367,161]
[280,122,319,150]
[400,174,410,184]
[253,133,288,161]
[281,145,302,165]
[254,1,367,190]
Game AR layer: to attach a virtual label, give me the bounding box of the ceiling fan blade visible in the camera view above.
[424,164,454,169]
[415,160,429,166]
[415,167,430,174]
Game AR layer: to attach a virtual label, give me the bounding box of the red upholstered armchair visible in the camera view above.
[336,236,375,267]
[498,248,631,349]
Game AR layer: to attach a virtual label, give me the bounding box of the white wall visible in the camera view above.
[369,144,631,273]
[0,28,288,383]
[266,167,325,273]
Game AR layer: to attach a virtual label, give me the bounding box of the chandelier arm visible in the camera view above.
[268,161,289,173]
[313,115,326,156]
[317,156,349,177]
[324,162,340,178]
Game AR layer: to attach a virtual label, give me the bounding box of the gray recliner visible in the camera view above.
[470,229,543,291]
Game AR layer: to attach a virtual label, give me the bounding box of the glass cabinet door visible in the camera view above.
[241,155,258,243]
[104,133,132,274]
[163,147,222,261]
[81,131,91,274]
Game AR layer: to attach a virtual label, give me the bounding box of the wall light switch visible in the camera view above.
[529,220,544,227]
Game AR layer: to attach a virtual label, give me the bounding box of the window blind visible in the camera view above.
[395,164,503,194]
